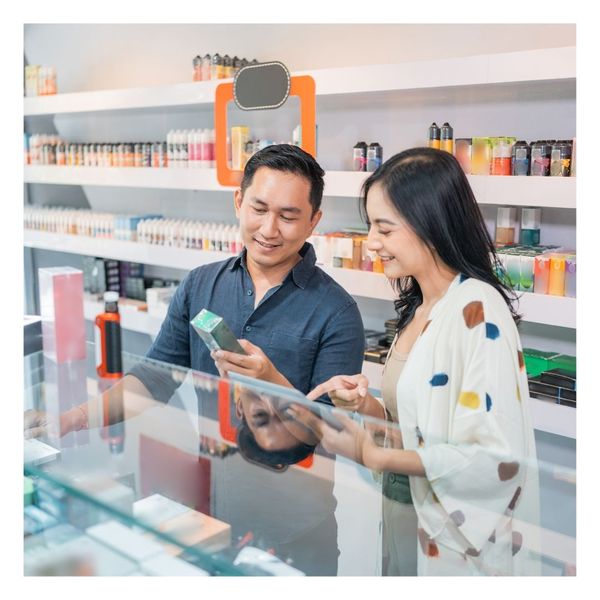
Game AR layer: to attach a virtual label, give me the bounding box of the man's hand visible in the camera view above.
[24,409,58,439]
[211,339,292,387]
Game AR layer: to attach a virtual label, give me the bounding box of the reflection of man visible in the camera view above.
[132,143,364,399]
[234,385,319,471]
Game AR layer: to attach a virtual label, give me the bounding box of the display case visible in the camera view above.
[24,342,575,576]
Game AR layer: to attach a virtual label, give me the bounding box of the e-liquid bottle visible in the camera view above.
[511,141,530,176]
[223,55,233,78]
[352,141,367,172]
[201,54,211,81]
[211,53,222,80]
[95,291,123,379]
[530,141,551,176]
[455,138,472,174]
[495,206,517,246]
[550,140,572,176]
[440,122,454,154]
[366,142,383,172]
[193,55,202,81]
[427,122,441,149]
[520,207,541,246]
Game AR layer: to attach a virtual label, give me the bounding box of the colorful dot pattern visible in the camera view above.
[430,373,449,386]
[418,528,440,558]
[458,391,480,409]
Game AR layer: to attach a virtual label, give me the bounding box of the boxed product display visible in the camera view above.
[38,267,86,363]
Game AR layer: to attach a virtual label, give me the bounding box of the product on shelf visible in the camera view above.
[511,140,531,176]
[366,142,383,172]
[352,141,368,172]
[440,122,454,154]
[427,122,441,149]
[495,245,574,296]
[24,65,57,97]
[455,138,472,173]
[310,230,384,273]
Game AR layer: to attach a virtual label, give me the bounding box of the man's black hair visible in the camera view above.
[240,144,325,216]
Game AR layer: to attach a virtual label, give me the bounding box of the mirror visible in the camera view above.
[233,61,291,111]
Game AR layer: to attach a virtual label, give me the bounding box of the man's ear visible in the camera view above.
[309,209,322,233]
[233,189,243,218]
[235,400,243,420]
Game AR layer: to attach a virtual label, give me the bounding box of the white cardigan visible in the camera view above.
[395,275,540,575]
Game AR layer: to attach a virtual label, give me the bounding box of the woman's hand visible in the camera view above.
[306,374,371,412]
[286,404,379,467]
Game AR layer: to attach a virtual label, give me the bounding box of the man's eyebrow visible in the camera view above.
[249,198,302,214]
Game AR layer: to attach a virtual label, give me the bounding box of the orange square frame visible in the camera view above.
[214,75,316,187]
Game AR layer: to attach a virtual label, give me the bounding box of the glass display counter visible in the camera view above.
[23,343,575,576]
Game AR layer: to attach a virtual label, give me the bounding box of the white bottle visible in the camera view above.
[166,130,175,167]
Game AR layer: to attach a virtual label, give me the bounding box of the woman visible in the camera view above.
[298,147,540,576]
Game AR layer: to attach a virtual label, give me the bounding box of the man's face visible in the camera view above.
[234,167,322,270]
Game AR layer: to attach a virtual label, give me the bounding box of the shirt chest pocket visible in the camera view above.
[267,330,319,393]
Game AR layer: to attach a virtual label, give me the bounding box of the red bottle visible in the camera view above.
[95,291,123,379]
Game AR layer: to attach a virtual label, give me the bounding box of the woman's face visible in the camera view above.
[365,182,435,279]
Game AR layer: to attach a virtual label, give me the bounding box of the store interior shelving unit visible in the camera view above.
[24,46,576,439]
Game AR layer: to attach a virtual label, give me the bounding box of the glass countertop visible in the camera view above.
[23,343,575,576]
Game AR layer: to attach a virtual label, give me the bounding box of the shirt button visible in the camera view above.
[246,289,253,296]
[245,326,252,332]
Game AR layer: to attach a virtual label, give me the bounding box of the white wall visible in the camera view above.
[24,23,575,92]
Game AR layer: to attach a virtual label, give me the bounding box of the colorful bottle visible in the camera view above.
[94,291,123,379]
[495,206,517,246]
[427,122,440,149]
[548,255,566,296]
[511,140,530,176]
[353,141,367,172]
[440,122,454,154]
[520,207,541,246]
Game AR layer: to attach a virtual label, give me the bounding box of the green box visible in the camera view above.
[549,354,576,375]
[190,309,247,355]
[24,476,35,506]
[523,348,561,377]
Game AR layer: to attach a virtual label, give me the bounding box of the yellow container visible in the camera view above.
[548,254,566,296]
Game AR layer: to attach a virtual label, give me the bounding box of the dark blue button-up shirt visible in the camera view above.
[138,242,364,403]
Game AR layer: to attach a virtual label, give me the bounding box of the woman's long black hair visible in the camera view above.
[360,147,520,333]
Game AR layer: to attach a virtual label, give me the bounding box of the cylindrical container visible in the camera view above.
[520,207,541,246]
[471,137,492,175]
[455,138,472,174]
[134,143,143,167]
[565,256,576,297]
[201,54,211,81]
[352,141,367,172]
[548,255,566,296]
[495,206,517,246]
[511,140,530,176]
[571,137,576,176]
[193,55,202,81]
[223,55,234,78]
[210,53,221,80]
[491,137,513,176]
[427,122,441,149]
[519,255,535,292]
[94,291,123,379]
[440,122,454,154]
[505,254,521,290]
[366,142,383,172]
[550,140,572,177]
[530,141,551,176]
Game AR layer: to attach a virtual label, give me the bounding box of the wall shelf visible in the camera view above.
[24,165,575,207]
[24,47,574,117]
[25,230,575,328]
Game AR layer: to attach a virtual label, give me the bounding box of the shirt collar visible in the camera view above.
[228,242,316,290]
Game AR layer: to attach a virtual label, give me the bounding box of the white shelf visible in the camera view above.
[24,166,576,207]
[83,295,165,336]
[24,166,226,191]
[24,230,575,329]
[361,361,575,439]
[23,229,234,270]
[24,47,574,117]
